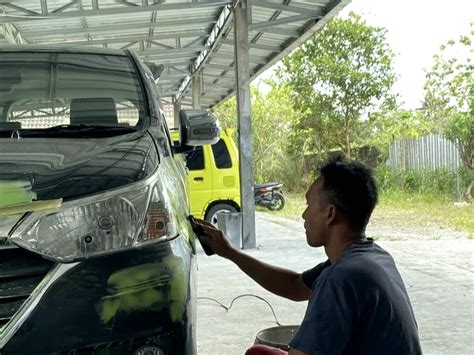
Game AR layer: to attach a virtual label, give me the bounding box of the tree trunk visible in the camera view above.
[344,113,351,158]
[462,180,473,203]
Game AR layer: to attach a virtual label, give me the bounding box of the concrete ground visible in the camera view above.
[196,212,474,355]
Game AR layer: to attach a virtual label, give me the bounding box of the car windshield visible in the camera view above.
[0,51,147,137]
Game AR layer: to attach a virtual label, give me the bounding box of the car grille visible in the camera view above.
[0,244,55,328]
[66,333,174,355]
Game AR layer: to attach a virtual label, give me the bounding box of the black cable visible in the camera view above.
[197,294,285,326]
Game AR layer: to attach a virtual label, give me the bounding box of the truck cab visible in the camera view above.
[172,128,241,225]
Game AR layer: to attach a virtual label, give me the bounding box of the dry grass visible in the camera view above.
[262,191,474,239]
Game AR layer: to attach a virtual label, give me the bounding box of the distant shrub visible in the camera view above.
[374,165,464,197]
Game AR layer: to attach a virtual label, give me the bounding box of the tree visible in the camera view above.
[423,25,473,200]
[367,109,433,150]
[212,83,302,189]
[279,12,396,158]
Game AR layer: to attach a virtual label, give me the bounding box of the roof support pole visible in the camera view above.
[192,72,201,109]
[173,98,181,128]
[233,0,256,249]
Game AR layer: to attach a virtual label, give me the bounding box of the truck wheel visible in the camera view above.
[205,203,238,226]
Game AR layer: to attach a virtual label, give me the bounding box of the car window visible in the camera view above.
[186,147,205,171]
[211,139,232,169]
[0,52,146,131]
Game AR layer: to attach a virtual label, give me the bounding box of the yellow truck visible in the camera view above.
[172,128,241,224]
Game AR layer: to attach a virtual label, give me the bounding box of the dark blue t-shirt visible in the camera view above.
[289,240,422,355]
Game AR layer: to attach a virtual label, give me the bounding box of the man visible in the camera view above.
[196,155,422,355]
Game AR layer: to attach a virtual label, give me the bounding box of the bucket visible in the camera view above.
[254,325,299,351]
[216,211,242,249]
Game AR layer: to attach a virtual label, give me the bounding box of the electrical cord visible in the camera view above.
[197,294,285,326]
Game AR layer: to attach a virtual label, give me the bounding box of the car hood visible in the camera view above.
[0,132,159,202]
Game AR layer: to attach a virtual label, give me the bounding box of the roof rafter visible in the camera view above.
[251,0,326,14]
[221,38,280,52]
[0,0,232,23]
[175,4,233,102]
[33,30,208,46]
[249,13,322,31]
[27,17,216,36]
[137,45,203,57]
[0,8,26,43]
[0,22,26,43]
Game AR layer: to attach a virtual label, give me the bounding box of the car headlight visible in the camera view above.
[9,171,177,262]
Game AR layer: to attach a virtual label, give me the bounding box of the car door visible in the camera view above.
[209,136,240,202]
[186,146,213,217]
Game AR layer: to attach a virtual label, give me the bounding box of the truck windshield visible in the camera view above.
[0,52,147,136]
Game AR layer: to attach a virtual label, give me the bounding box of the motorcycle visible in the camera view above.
[254,182,285,211]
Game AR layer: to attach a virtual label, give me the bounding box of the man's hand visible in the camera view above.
[194,218,236,259]
[194,219,311,302]
[288,348,309,355]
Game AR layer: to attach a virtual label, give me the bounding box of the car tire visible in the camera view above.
[205,203,238,226]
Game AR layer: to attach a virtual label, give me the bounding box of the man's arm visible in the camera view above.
[197,219,311,301]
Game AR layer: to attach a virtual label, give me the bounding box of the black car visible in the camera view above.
[0,46,219,354]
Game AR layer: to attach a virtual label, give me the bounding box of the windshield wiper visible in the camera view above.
[13,125,138,138]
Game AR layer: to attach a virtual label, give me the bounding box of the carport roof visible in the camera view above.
[0,0,349,108]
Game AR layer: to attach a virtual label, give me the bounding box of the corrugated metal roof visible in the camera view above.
[0,0,350,108]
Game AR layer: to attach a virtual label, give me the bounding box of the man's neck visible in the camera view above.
[324,230,366,263]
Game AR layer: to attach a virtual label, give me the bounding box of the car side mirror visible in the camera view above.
[144,62,164,82]
[173,109,220,154]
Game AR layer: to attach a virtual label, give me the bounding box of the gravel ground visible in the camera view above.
[196,212,474,355]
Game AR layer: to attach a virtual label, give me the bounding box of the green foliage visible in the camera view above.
[445,111,474,171]
[366,109,433,155]
[423,24,473,172]
[212,84,304,191]
[374,165,467,197]
[279,12,397,158]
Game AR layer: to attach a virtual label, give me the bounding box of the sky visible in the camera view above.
[339,0,473,109]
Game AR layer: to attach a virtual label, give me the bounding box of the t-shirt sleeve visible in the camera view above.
[301,260,331,289]
[289,275,354,354]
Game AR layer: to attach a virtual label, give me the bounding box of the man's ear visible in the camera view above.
[326,204,337,225]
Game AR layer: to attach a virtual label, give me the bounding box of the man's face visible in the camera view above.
[302,176,329,247]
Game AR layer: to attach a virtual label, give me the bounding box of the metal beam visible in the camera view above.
[40,0,48,15]
[201,72,234,80]
[173,98,181,128]
[0,22,26,43]
[203,63,234,71]
[0,1,232,23]
[77,1,92,43]
[160,74,189,80]
[137,46,203,57]
[27,17,216,37]
[0,9,26,44]
[212,53,267,65]
[221,38,280,52]
[175,4,233,102]
[145,59,193,66]
[249,27,299,37]
[33,31,209,46]
[234,0,256,249]
[52,0,80,14]
[0,2,38,15]
[251,1,326,14]
[249,14,322,31]
[192,72,202,109]
[160,90,181,97]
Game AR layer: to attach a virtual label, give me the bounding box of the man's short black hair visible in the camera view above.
[318,155,378,233]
